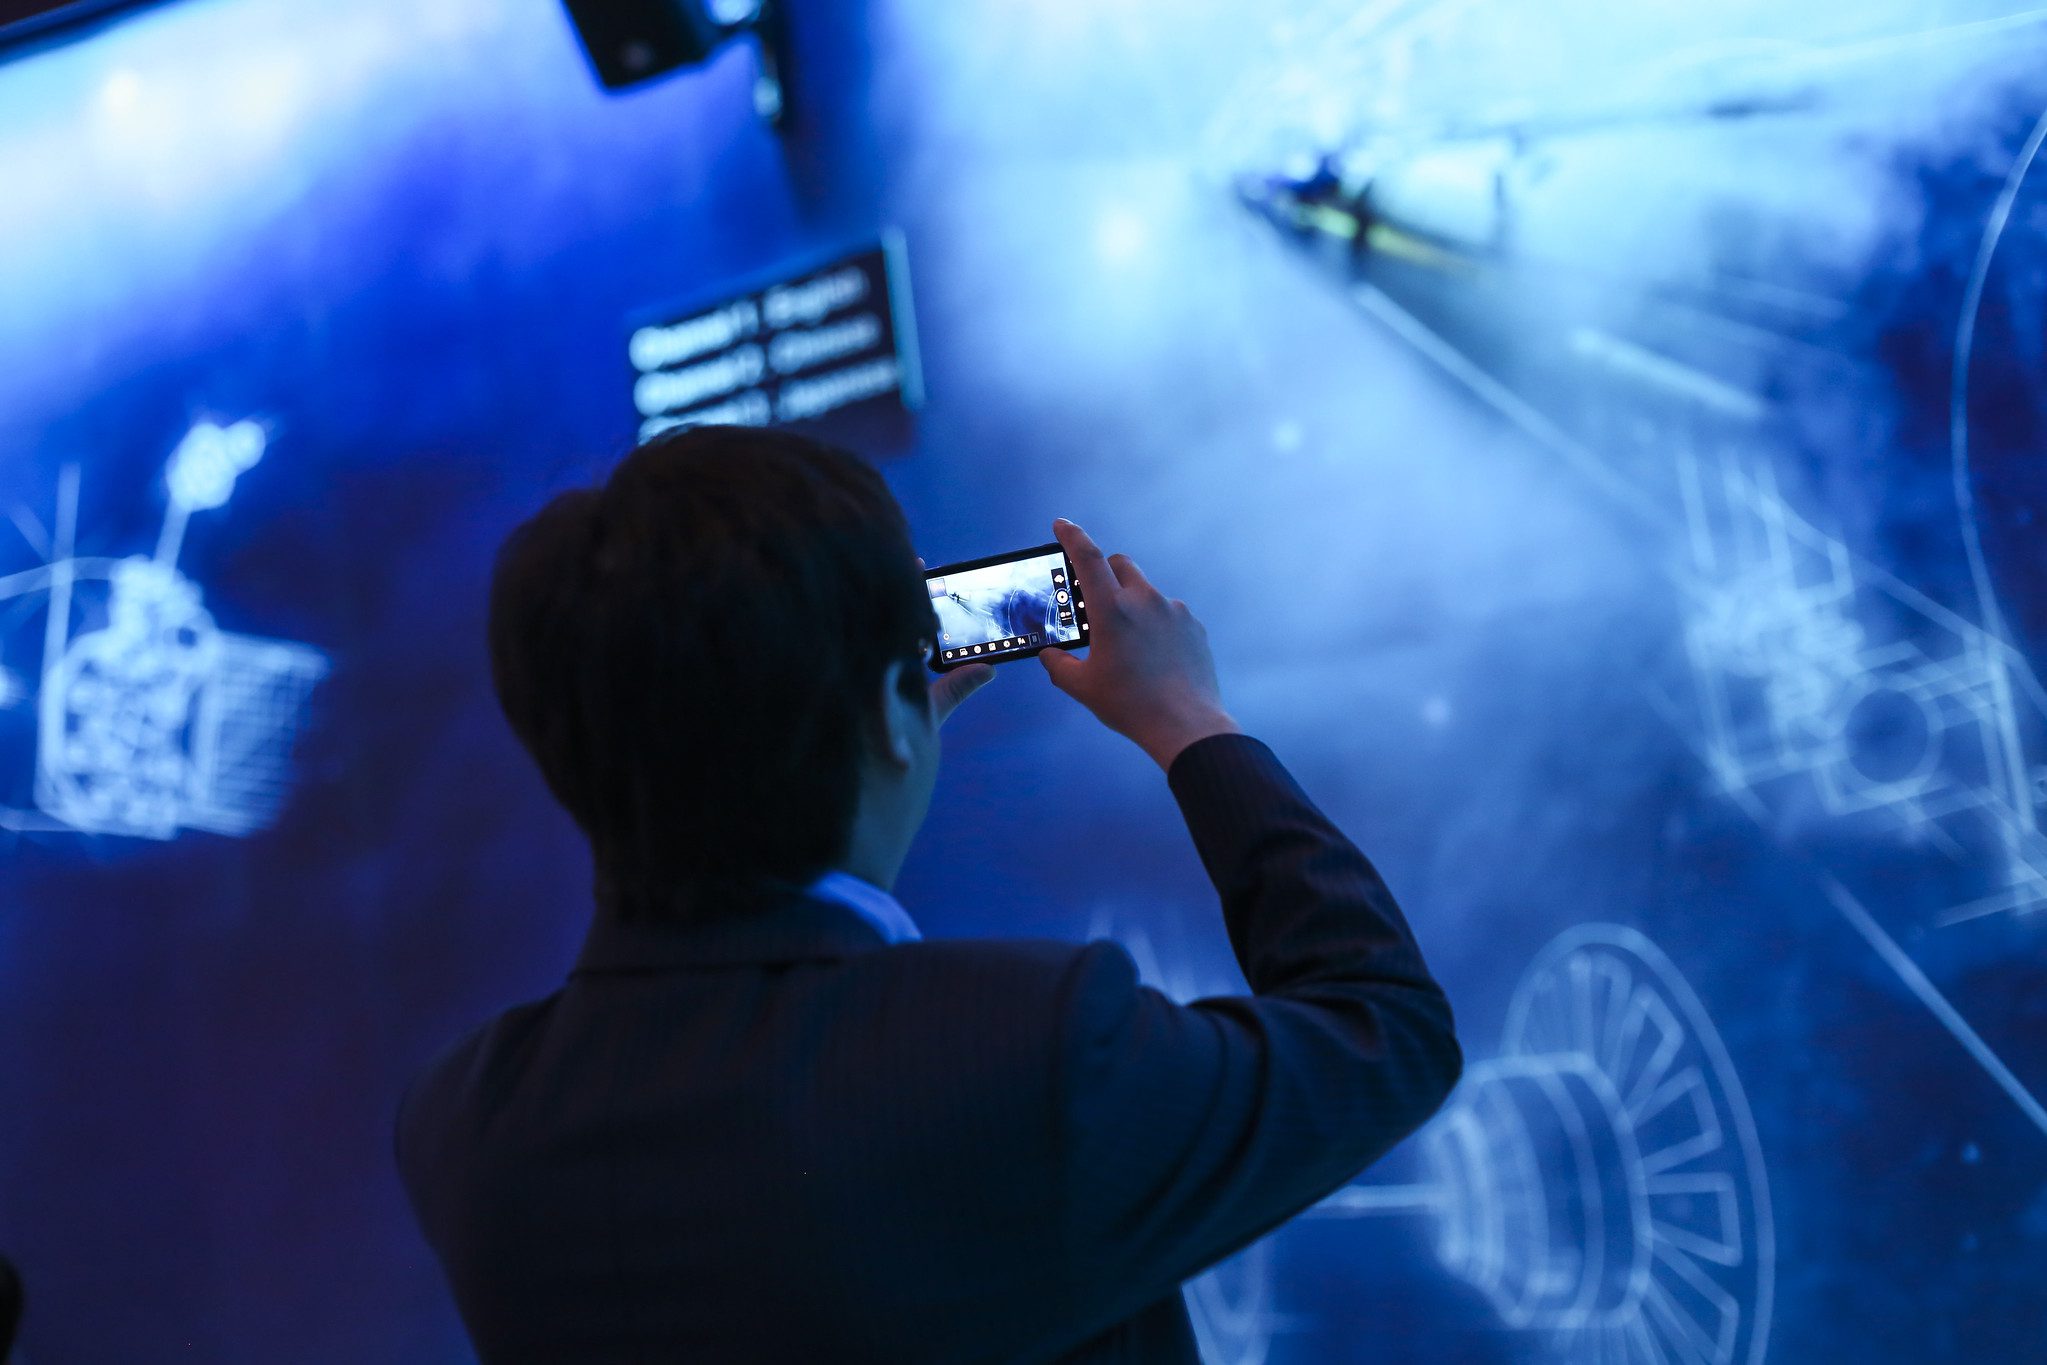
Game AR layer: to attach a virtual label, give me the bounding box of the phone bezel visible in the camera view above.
[923,542,1090,672]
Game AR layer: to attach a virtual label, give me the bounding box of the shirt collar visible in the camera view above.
[804,870,922,945]
[571,872,922,977]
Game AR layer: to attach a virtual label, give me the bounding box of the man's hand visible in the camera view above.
[931,662,994,726]
[1039,519,1241,770]
[917,557,995,726]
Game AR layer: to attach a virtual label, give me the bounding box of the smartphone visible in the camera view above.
[924,543,1090,671]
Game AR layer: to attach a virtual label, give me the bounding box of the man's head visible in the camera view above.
[488,426,941,918]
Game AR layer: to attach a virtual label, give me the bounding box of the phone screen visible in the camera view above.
[925,543,1089,670]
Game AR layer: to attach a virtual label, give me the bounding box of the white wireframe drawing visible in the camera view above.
[1676,448,2047,925]
[1213,0,2047,1140]
[1311,924,1776,1365]
[1088,908,1279,1365]
[2,421,328,839]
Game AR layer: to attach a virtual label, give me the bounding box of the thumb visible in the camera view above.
[1039,647,1083,695]
[933,662,996,724]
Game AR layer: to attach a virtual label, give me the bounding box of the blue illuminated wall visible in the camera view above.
[1,1,2043,1360]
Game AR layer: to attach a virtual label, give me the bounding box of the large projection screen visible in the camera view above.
[0,1,2042,1360]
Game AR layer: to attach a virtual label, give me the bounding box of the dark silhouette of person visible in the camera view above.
[395,426,1461,1362]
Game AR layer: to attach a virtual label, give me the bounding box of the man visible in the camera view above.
[396,426,1462,1362]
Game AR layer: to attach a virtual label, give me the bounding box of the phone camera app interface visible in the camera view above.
[929,551,1085,663]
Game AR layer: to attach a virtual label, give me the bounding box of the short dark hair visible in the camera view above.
[488,426,935,918]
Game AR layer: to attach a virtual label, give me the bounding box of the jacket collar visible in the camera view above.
[571,884,892,975]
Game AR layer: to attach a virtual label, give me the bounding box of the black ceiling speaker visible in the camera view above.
[0,0,98,26]
[561,0,768,87]
[0,0,159,46]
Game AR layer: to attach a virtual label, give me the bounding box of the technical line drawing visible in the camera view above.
[1311,924,1776,1365]
[1945,89,2047,929]
[1353,256,2047,1133]
[1951,96,2047,712]
[1089,908,1278,1365]
[1,421,328,840]
[1676,445,2047,928]
[1211,3,2047,1131]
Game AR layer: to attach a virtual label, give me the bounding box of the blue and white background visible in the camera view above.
[1,0,2044,1359]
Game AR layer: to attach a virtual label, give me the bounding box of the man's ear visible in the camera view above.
[875,658,927,771]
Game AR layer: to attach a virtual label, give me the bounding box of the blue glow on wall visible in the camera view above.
[1,0,2043,1360]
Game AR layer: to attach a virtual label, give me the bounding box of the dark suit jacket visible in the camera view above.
[397,735,1462,1362]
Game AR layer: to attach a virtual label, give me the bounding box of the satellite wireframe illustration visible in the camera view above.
[1681,453,2038,852]
[2,421,328,839]
[1664,442,2047,1133]
[1309,924,1774,1365]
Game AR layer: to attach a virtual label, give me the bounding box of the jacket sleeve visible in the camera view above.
[1052,733,1462,1329]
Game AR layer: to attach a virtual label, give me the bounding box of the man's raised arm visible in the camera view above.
[1038,521,1462,1338]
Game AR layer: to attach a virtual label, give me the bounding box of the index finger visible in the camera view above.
[1054,518,1121,609]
